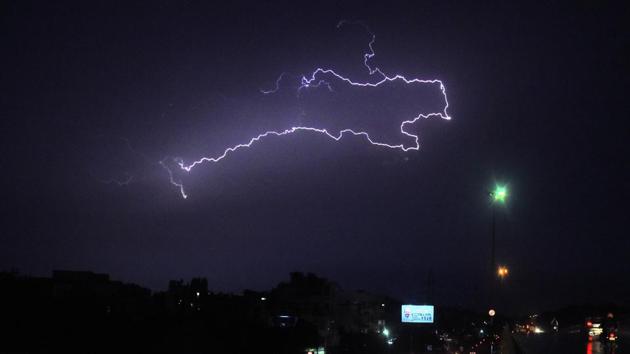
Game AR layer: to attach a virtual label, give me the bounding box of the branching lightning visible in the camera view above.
[93,137,150,187]
[99,173,134,186]
[160,158,188,199]
[163,21,452,199]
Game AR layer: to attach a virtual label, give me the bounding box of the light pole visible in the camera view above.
[488,185,508,354]
[489,185,507,277]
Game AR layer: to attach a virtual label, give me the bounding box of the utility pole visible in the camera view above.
[489,185,507,280]
[491,205,496,279]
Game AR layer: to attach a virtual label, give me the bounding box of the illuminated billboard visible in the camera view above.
[401,305,434,323]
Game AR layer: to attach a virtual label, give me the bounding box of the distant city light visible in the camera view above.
[382,328,390,337]
[261,297,267,301]
[196,292,200,297]
[305,348,325,354]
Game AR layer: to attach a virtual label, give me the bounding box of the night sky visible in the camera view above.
[2,1,628,313]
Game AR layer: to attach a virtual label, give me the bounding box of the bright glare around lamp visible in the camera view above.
[497,266,509,278]
[492,185,508,203]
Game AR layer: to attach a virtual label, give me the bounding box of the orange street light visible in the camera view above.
[497,266,509,278]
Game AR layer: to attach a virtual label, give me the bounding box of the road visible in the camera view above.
[509,328,628,354]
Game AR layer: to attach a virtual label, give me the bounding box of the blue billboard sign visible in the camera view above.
[401,305,434,323]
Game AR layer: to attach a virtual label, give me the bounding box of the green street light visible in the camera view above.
[492,185,508,203]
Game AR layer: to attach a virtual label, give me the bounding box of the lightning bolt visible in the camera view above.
[160,158,188,199]
[163,21,452,199]
[99,173,135,186]
[93,137,152,187]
